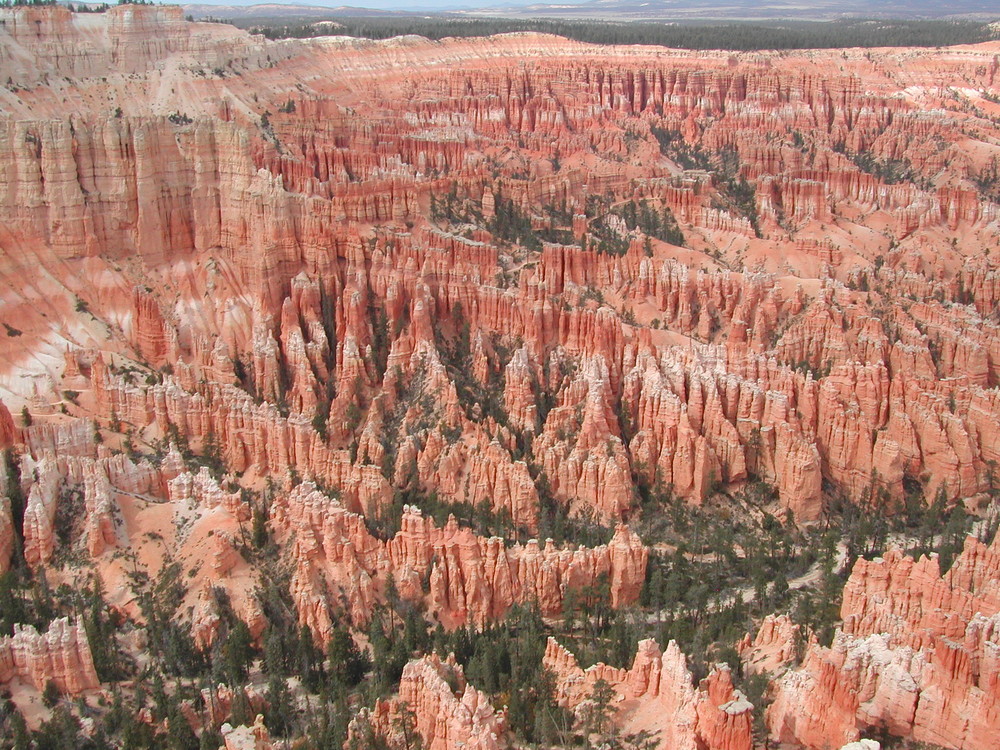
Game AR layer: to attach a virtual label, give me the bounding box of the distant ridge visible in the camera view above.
[182,3,438,20]
[183,0,1000,22]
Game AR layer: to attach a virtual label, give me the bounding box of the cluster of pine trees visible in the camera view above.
[243,17,998,51]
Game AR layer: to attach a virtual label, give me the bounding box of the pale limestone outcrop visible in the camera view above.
[221,715,273,750]
[740,613,800,674]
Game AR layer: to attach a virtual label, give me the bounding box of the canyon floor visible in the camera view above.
[0,5,999,750]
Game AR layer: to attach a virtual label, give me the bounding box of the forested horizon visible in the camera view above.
[227,16,1000,51]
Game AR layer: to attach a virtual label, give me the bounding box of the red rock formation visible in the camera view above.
[130,286,174,368]
[740,613,800,674]
[0,618,100,695]
[0,496,13,575]
[352,654,506,750]
[21,457,61,569]
[0,401,18,449]
[3,9,1000,744]
[544,637,753,750]
[272,484,647,636]
[766,535,1000,750]
[196,685,268,730]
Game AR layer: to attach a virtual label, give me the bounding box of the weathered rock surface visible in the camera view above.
[740,613,801,675]
[272,484,647,636]
[352,654,506,750]
[766,534,1000,750]
[220,714,273,750]
[544,637,753,750]
[0,618,100,695]
[1,7,997,532]
[0,495,13,575]
[0,401,18,449]
[1,7,1000,745]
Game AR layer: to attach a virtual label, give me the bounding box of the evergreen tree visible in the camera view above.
[265,673,295,738]
[326,623,369,689]
[392,702,423,750]
[166,701,198,750]
[222,619,254,684]
[580,678,616,748]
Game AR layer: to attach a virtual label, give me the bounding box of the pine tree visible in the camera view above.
[222,620,253,684]
[326,623,369,689]
[166,700,198,750]
[265,674,294,738]
[580,678,616,748]
[393,702,423,750]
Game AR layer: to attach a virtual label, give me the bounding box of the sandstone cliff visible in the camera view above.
[1,6,997,529]
[1,6,1000,746]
